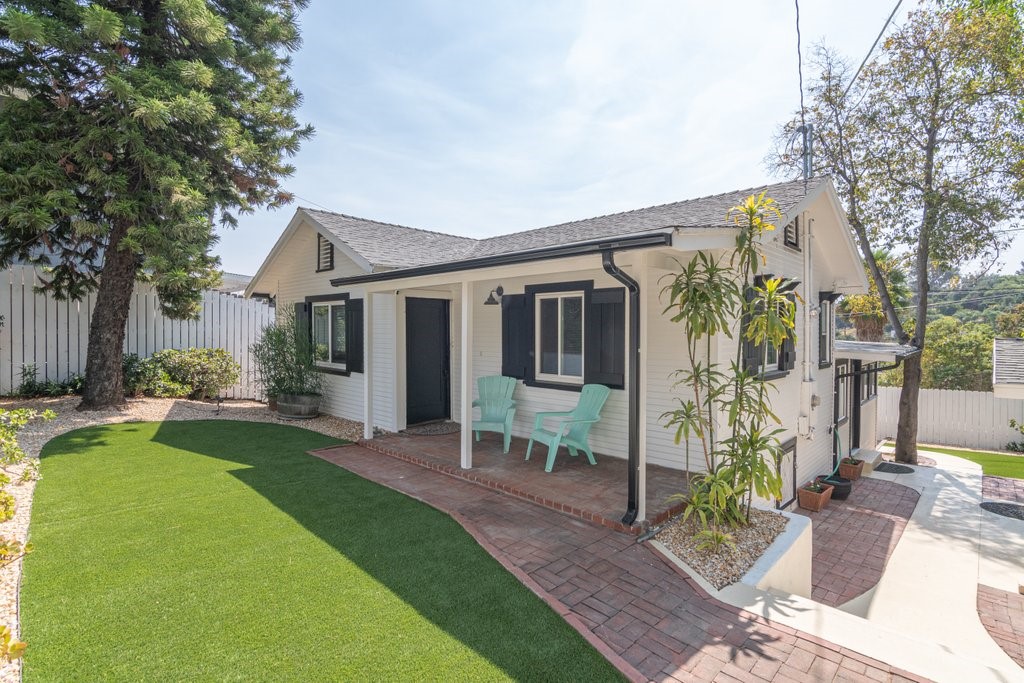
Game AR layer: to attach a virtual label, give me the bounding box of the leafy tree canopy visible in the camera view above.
[921,315,995,391]
[0,0,313,317]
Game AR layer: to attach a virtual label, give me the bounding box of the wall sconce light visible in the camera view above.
[483,285,504,305]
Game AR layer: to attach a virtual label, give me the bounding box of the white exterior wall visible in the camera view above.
[859,395,878,450]
[469,267,630,458]
[250,219,399,431]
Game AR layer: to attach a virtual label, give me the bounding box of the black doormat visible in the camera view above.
[403,421,461,436]
[981,501,1024,521]
[875,462,915,474]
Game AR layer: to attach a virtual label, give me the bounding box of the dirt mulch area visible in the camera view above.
[0,396,362,683]
[655,508,787,590]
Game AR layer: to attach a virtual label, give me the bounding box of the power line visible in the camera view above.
[842,0,904,101]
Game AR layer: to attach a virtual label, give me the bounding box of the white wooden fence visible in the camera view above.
[0,265,275,398]
[877,386,1024,450]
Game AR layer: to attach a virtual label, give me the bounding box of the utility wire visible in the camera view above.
[842,0,904,101]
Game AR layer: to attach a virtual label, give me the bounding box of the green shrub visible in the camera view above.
[122,349,239,399]
[152,348,240,400]
[15,365,83,398]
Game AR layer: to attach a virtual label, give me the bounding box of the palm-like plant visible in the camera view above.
[839,249,910,341]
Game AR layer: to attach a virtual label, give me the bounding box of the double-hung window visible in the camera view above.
[835,359,850,424]
[860,362,878,402]
[535,292,584,384]
[312,300,347,368]
[819,294,835,367]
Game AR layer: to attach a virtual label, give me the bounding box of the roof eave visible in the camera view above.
[329,231,674,287]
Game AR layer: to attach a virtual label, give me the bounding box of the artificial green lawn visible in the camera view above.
[886,441,1024,479]
[22,421,622,682]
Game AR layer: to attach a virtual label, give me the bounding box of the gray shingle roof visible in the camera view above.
[994,337,1024,385]
[301,209,478,269]
[302,177,825,270]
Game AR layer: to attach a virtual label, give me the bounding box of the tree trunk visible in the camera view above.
[79,223,138,410]
[894,353,920,464]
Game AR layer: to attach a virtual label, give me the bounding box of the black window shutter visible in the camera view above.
[501,294,531,380]
[346,298,364,374]
[741,287,760,373]
[294,301,311,337]
[584,288,625,388]
[781,293,796,370]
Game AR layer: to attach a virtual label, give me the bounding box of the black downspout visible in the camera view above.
[602,251,640,526]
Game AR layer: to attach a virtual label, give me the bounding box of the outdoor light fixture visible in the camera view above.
[484,285,504,305]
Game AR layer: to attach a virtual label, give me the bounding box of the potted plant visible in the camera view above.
[798,480,833,512]
[839,456,865,481]
[816,474,852,501]
[251,309,324,419]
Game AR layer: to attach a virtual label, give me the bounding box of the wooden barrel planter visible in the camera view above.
[276,393,321,420]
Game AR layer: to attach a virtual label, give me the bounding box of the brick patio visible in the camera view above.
[312,444,929,682]
[794,478,919,608]
[977,584,1024,669]
[983,475,1024,504]
[360,431,688,533]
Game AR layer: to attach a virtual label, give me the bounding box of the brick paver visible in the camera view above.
[977,584,1024,669]
[793,479,919,607]
[361,431,688,532]
[983,475,1024,504]
[312,444,930,682]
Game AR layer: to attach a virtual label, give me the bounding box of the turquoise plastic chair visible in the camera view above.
[526,384,611,473]
[472,375,517,453]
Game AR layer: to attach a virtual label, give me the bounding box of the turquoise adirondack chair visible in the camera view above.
[472,375,517,453]
[526,384,611,473]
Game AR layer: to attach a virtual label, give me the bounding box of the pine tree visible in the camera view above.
[0,1,312,408]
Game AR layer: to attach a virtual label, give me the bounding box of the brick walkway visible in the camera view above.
[312,444,928,682]
[977,584,1024,669]
[793,479,920,607]
[983,475,1024,504]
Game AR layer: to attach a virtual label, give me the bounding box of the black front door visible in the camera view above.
[405,297,451,425]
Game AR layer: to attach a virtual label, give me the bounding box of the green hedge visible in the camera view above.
[123,348,240,399]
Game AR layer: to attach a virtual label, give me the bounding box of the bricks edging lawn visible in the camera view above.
[308,446,646,682]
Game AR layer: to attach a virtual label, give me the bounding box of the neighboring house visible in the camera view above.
[993,337,1024,400]
[214,272,254,297]
[245,177,869,522]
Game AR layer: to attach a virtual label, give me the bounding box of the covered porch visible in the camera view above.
[359,430,689,533]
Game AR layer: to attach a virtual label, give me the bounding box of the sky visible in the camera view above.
[216,0,1024,277]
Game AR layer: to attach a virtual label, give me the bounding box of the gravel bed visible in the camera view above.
[0,396,363,683]
[656,508,788,590]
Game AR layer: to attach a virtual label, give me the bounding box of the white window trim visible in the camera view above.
[312,300,347,371]
[836,360,850,423]
[820,299,834,365]
[534,291,585,385]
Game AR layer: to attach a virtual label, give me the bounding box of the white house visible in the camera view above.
[246,177,872,524]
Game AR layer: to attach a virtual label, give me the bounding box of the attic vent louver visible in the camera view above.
[316,233,334,272]
[783,216,801,251]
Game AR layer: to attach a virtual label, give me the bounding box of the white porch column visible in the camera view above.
[363,292,374,440]
[635,252,649,522]
[460,280,473,468]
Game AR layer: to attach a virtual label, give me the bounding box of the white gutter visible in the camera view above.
[799,214,816,438]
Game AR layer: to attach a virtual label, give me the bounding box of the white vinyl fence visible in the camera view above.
[877,386,1024,451]
[0,265,275,398]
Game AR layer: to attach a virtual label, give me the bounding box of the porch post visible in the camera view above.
[460,280,473,468]
[363,291,374,440]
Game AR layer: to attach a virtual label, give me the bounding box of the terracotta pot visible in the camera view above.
[797,482,833,512]
[839,459,864,481]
